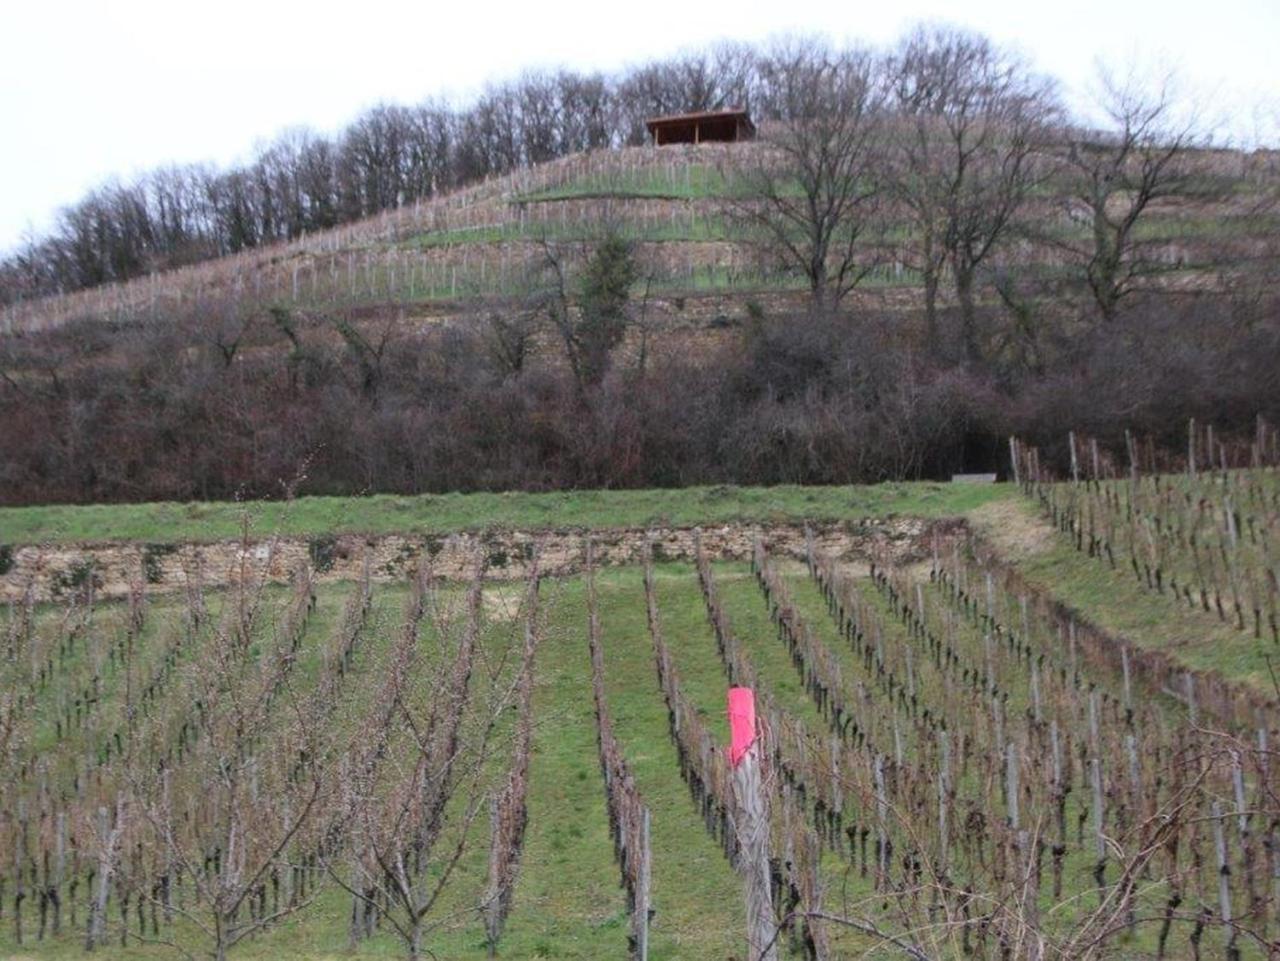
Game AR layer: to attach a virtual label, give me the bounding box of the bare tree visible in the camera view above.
[1059,65,1205,323]
[614,41,757,145]
[731,40,886,310]
[332,312,398,407]
[190,297,255,369]
[887,26,1060,362]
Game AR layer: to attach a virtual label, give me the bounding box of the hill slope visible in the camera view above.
[6,139,1275,335]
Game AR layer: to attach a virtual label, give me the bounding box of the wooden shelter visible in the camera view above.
[645,109,755,146]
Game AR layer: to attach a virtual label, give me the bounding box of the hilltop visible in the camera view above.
[5,137,1277,337]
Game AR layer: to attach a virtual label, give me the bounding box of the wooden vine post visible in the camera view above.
[729,687,777,961]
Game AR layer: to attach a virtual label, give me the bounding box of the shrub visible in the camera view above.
[52,559,98,597]
[308,534,339,573]
[142,543,178,584]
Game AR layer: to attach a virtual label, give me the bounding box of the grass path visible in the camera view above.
[0,482,1011,545]
[593,565,743,959]
[486,577,628,958]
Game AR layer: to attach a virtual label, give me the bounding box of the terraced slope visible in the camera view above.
[8,140,1274,335]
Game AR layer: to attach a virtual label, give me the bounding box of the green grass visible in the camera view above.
[968,497,1279,698]
[0,570,746,961]
[0,481,1016,546]
[592,565,744,957]
[514,163,744,203]
[406,214,736,249]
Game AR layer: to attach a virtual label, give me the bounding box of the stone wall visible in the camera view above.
[1,518,960,602]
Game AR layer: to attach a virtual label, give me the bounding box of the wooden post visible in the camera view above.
[733,743,777,961]
[1050,720,1063,821]
[1088,691,1100,758]
[1212,802,1237,960]
[1030,658,1042,724]
[992,694,1005,759]
[1189,419,1197,481]
[1264,728,1280,934]
[1121,648,1133,720]
[1091,759,1106,895]
[347,852,365,949]
[874,755,889,888]
[280,795,293,911]
[938,730,950,872]
[13,798,26,946]
[729,687,776,961]
[1069,621,1078,681]
[54,811,66,935]
[1125,735,1141,815]
[829,736,843,850]
[636,807,651,961]
[85,806,111,951]
[1006,741,1020,830]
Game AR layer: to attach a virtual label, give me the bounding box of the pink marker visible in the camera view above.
[727,687,756,768]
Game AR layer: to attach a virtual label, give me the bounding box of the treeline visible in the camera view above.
[0,286,1275,506]
[2,26,1262,307]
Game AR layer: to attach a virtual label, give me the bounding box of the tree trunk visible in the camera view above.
[956,266,980,365]
[410,916,425,961]
[922,266,940,354]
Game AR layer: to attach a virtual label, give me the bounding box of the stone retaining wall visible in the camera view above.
[1,518,961,602]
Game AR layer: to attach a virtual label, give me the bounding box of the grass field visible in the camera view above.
[0,481,1012,545]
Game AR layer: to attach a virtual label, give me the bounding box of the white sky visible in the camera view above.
[2,0,1277,253]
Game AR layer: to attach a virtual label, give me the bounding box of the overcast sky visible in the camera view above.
[2,0,1277,253]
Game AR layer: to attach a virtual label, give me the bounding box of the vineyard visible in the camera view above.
[1,485,1277,960]
[6,21,1280,959]
[1011,423,1280,685]
[5,139,1271,336]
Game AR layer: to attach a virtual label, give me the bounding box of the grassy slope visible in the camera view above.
[5,475,1269,699]
[968,497,1277,698]
[5,477,1268,702]
[0,482,1012,546]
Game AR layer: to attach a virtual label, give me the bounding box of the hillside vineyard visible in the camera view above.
[2,23,1279,961]
[1,475,1278,959]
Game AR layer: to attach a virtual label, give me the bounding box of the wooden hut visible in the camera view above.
[645,109,755,146]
